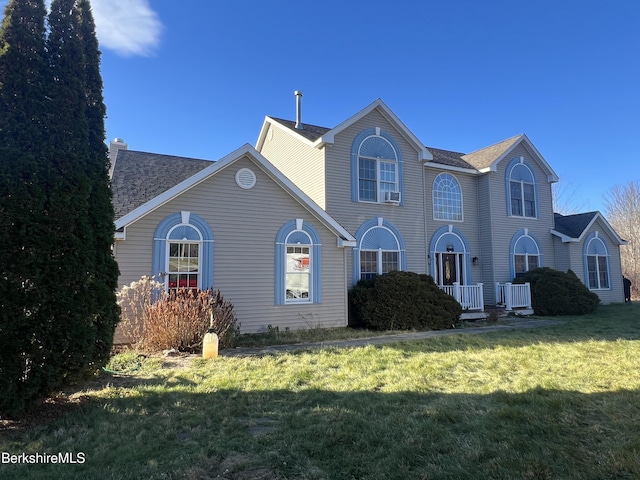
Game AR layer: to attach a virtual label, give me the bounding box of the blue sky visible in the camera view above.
[2,0,639,213]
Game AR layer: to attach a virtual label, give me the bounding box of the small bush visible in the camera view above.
[117,277,239,353]
[349,271,462,330]
[514,267,600,315]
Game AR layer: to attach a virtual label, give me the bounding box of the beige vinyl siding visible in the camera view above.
[553,236,571,273]
[423,169,483,283]
[258,123,326,209]
[563,220,624,304]
[324,109,428,284]
[115,155,348,335]
[476,174,498,303]
[481,144,557,287]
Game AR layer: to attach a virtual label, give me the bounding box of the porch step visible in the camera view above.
[491,305,534,317]
[460,311,488,321]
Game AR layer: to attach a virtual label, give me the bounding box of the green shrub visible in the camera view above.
[514,267,600,315]
[349,271,462,330]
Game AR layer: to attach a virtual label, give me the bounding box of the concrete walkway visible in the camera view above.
[221,318,564,357]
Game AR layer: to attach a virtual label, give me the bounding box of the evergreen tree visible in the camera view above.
[77,0,120,366]
[45,0,98,380]
[0,0,119,416]
[0,0,51,416]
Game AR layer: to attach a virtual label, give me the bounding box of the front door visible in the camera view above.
[436,253,464,286]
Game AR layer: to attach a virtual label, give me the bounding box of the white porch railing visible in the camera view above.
[496,282,532,310]
[440,282,484,311]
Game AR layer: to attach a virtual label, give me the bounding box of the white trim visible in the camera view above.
[164,239,202,292]
[357,139,399,203]
[256,100,432,162]
[115,144,356,246]
[473,134,560,182]
[423,162,480,175]
[318,99,432,161]
[284,243,313,304]
[256,117,318,149]
[551,212,627,245]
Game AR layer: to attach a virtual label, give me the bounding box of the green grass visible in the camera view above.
[2,304,640,479]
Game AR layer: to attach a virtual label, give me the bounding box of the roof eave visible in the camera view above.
[256,116,320,151]
[115,144,356,245]
[550,229,579,243]
[317,99,433,160]
[487,134,560,182]
[423,162,480,175]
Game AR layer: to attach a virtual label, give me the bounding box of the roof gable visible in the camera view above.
[113,144,355,244]
[256,99,433,161]
[462,134,559,182]
[552,211,626,245]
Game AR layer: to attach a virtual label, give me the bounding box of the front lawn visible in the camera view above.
[2,304,640,479]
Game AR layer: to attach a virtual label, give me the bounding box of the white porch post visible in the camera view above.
[505,282,513,311]
[453,282,460,303]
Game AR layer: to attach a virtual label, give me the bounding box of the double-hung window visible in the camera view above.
[275,219,322,305]
[354,219,404,282]
[285,244,311,301]
[353,130,402,204]
[358,155,398,202]
[167,241,200,291]
[507,158,537,218]
[359,249,399,280]
[510,230,541,279]
[152,212,214,293]
[585,233,610,289]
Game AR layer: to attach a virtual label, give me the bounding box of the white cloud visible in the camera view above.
[1,0,162,57]
[90,0,163,57]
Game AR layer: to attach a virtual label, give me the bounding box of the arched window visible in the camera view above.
[351,128,403,204]
[152,211,214,292]
[510,229,542,279]
[166,224,202,291]
[275,219,322,304]
[584,232,610,289]
[353,218,405,283]
[506,157,538,218]
[433,173,463,221]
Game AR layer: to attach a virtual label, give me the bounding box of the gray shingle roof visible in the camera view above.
[461,135,523,170]
[111,150,213,219]
[426,147,475,170]
[553,212,598,239]
[270,116,523,172]
[269,117,331,142]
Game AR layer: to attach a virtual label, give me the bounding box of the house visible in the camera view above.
[255,96,626,310]
[110,143,356,336]
[110,96,626,335]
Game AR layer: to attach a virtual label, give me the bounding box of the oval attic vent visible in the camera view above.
[235,168,256,189]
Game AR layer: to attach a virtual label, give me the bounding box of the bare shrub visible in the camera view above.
[116,276,164,344]
[116,277,239,353]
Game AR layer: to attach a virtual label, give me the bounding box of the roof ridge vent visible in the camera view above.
[294,90,303,130]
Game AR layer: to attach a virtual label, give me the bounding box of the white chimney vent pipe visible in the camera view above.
[294,90,303,130]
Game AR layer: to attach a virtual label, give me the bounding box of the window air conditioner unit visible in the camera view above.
[384,191,401,203]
